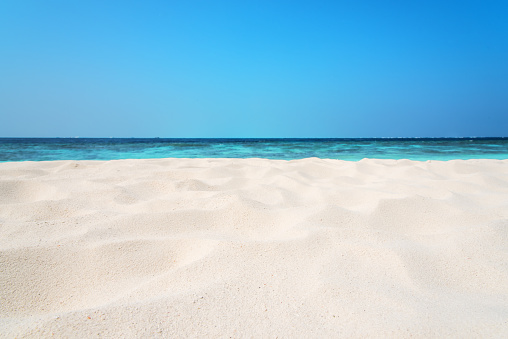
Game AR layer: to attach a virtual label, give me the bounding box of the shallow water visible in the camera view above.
[1,138,507,162]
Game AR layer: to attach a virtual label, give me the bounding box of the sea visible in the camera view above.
[1,138,507,162]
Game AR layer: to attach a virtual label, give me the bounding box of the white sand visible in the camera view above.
[1,158,507,337]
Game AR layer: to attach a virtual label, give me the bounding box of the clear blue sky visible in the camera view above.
[1,0,507,137]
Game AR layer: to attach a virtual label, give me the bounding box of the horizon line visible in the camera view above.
[1,136,507,140]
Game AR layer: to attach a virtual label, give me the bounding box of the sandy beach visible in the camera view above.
[1,157,507,337]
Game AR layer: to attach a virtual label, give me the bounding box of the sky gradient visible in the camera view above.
[1,0,507,137]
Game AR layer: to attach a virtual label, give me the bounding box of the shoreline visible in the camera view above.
[1,158,507,337]
[2,156,508,163]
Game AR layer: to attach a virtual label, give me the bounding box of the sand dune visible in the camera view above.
[1,158,507,337]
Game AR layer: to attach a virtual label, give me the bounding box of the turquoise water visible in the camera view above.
[1,138,507,162]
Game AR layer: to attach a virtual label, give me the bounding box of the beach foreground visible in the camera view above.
[1,158,507,337]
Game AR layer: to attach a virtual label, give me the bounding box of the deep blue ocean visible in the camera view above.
[1,138,507,162]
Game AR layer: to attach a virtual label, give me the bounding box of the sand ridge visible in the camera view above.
[1,158,508,337]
